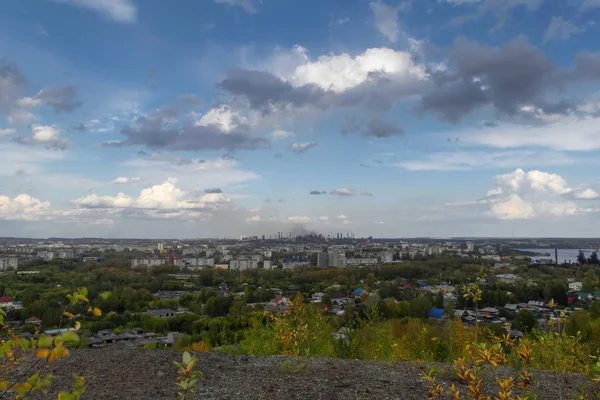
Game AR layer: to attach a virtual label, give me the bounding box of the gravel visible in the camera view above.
[32,348,594,399]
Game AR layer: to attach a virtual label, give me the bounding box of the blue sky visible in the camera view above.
[1,0,600,238]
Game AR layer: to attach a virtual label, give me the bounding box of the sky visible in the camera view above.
[1,0,600,239]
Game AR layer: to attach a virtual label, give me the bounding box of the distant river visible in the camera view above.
[516,248,597,264]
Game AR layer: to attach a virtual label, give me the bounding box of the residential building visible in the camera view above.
[345,258,378,266]
[328,251,346,268]
[147,309,176,318]
[317,252,329,268]
[569,281,583,292]
[131,259,166,268]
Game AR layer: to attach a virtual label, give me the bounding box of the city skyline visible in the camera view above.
[2,0,600,238]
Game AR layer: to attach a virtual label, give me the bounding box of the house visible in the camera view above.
[24,316,41,325]
[479,307,499,316]
[578,292,593,301]
[568,282,583,292]
[0,297,14,309]
[147,308,177,318]
[353,288,366,297]
[428,308,447,319]
[454,309,467,319]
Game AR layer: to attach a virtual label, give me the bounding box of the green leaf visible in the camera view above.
[78,287,88,297]
[182,351,192,365]
[19,338,31,350]
[60,331,80,344]
[100,291,112,301]
[38,335,53,348]
[58,392,74,400]
[26,372,41,385]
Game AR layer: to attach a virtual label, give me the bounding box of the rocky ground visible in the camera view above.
[29,348,595,399]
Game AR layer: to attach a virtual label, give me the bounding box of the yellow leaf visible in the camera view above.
[63,311,74,319]
[75,321,81,330]
[35,348,50,359]
[92,307,102,317]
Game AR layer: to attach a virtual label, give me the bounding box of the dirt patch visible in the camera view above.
[30,348,594,399]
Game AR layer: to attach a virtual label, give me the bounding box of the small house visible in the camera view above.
[147,308,177,318]
[428,308,447,319]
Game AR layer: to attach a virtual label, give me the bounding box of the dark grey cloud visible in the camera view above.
[573,52,600,80]
[361,191,374,197]
[309,190,327,195]
[416,79,489,122]
[111,108,269,152]
[482,121,499,127]
[415,36,559,122]
[69,122,86,132]
[175,94,204,109]
[373,159,384,164]
[0,62,26,114]
[365,118,404,138]
[205,188,223,194]
[342,117,404,138]
[219,68,325,114]
[218,67,427,116]
[27,85,83,113]
[274,152,283,158]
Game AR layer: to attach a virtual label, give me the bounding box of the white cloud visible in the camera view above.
[374,220,385,224]
[369,1,402,42]
[111,176,141,185]
[336,214,348,220]
[288,216,311,223]
[395,150,575,171]
[573,188,600,200]
[461,117,600,152]
[487,194,535,220]
[330,188,355,196]
[452,168,598,220]
[246,215,261,222]
[73,180,230,211]
[8,109,35,125]
[318,216,329,221]
[92,218,114,225]
[123,156,260,193]
[291,142,317,153]
[32,125,60,142]
[195,104,248,133]
[0,129,16,136]
[494,168,570,194]
[274,46,427,93]
[0,194,51,221]
[17,125,68,149]
[270,129,295,139]
[47,0,137,23]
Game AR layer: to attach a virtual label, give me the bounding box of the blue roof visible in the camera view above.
[428,308,445,318]
[419,282,427,287]
[354,288,365,296]
[282,257,309,262]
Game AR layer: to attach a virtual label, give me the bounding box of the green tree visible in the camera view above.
[514,310,538,333]
[409,296,433,318]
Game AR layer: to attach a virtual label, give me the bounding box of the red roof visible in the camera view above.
[403,284,411,289]
[25,317,41,322]
[273,295,284,301]
[0,297,12,303]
